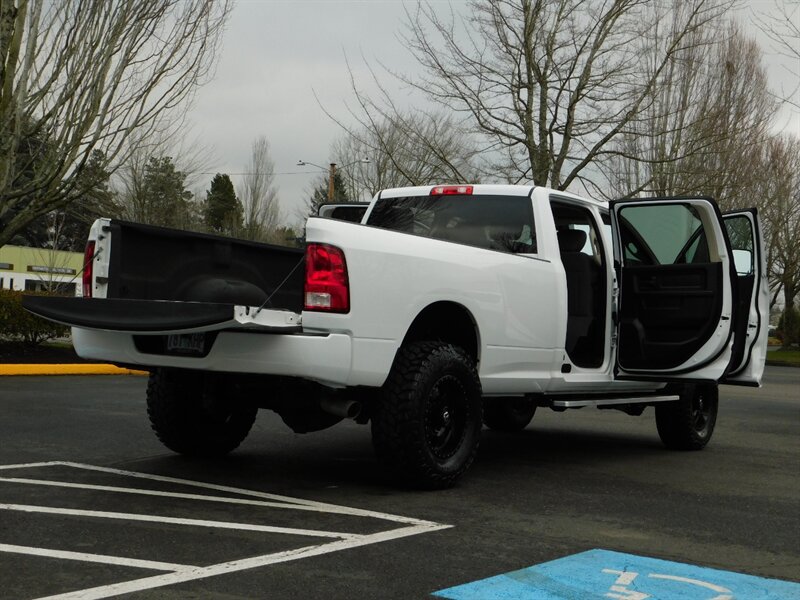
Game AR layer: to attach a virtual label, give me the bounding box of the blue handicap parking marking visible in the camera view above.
[434,549,800,599]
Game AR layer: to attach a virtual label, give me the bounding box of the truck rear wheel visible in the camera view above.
[146,369,257,456]
[655,383,718,450]
[483,397,536,431]
[371,341,482,489]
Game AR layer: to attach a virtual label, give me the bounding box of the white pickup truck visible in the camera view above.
[24,184,769,488]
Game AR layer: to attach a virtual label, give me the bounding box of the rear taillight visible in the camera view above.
[430,185,473,196]
[304,243,349,313]
[82,240,95,298]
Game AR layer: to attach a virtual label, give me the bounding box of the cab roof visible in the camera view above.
[376,184,608,209]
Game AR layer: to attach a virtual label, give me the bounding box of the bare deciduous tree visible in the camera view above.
[757,0,800,108]
[393,0,734,191]
[605,21,776,206]
[602,19,799,328]
[331,108,480,201]
[238,136,281,243]
[322,53,480,197]
[0,0,232,246]
[758,135,800,322]
[114,129,214,228]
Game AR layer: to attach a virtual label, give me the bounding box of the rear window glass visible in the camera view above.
[366,194,536,254]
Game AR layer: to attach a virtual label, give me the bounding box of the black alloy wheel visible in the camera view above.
[371,341,482,489]
[656,383,718,451]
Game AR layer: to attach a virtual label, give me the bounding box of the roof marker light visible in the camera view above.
[430,185,473,196]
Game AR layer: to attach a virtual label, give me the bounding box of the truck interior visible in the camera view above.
[550,200,607,369]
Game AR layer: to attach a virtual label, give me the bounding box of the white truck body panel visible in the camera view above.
[303,216,565,393]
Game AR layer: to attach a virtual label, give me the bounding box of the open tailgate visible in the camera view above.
[22,296,301,335]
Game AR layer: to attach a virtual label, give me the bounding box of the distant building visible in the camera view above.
[0,245,84,296]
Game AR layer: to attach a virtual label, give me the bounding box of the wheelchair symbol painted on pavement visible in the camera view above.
[603,568,732,600]
[434,549,800,600]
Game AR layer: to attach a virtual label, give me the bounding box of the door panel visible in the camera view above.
[610,197,735,380]
[619,263,722,369]
[720,210,768,385]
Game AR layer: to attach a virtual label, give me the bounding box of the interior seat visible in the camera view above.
[557,229,595,359]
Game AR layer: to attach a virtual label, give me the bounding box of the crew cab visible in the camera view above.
[24,185,769,488]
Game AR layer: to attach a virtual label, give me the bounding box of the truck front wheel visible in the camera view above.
[371,342,482,489]
[655,383,718,450]
[146,369,257,456]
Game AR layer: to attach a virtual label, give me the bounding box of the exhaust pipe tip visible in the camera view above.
[319,396,362,420]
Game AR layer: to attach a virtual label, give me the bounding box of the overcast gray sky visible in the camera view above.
[187,0,800,224]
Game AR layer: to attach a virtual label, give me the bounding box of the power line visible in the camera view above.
[198,170,327,176]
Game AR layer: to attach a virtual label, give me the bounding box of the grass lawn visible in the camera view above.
[767,348,800,367]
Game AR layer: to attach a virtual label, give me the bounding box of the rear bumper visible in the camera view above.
[72,328,395,388]
[24,296,398,387]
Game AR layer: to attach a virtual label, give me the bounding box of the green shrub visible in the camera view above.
[0,290,69,346]
[776,305,800,348]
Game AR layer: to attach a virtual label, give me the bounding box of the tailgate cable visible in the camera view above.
[65,246,103,287]
[255,256,304,315]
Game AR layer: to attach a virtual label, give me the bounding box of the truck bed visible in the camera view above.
[22,220,305,337]
[102,220,304,310]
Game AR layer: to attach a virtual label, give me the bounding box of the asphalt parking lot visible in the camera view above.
[0,366,798,599]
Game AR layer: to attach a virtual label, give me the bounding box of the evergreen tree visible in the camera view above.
[305,171,350,217]
[204,173,243,235]
[135,156,194,229]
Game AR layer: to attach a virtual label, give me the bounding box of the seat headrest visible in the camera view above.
[557,229,587,253]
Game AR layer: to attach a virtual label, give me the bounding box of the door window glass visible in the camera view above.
[618,204,709,265]
[724,215,754,275]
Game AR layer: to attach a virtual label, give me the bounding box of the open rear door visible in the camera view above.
[610,197,736,381]
[719,209,769,385]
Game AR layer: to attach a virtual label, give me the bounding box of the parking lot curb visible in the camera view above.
[0,364,148,376]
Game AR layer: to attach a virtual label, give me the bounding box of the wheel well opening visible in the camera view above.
[402,302,479,361]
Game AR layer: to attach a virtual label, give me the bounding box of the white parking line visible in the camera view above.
[0,544,194,572]
[0,461,451,599]
[0,461,62,471]
[57,461,435,525]
[0,503,359,539]
[0,476,399,518]
[36,524,448,600]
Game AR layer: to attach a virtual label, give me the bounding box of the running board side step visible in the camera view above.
[551,395,679,409]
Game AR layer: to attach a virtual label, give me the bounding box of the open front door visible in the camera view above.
[610,197,736,381]
[720,209,769,385]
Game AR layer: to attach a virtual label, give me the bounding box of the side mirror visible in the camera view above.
[732,249,753,275]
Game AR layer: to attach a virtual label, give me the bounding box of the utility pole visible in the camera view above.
[328,163,336,201]
[298,158,369,205]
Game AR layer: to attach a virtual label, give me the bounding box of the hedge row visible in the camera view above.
[0,290,69,346]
